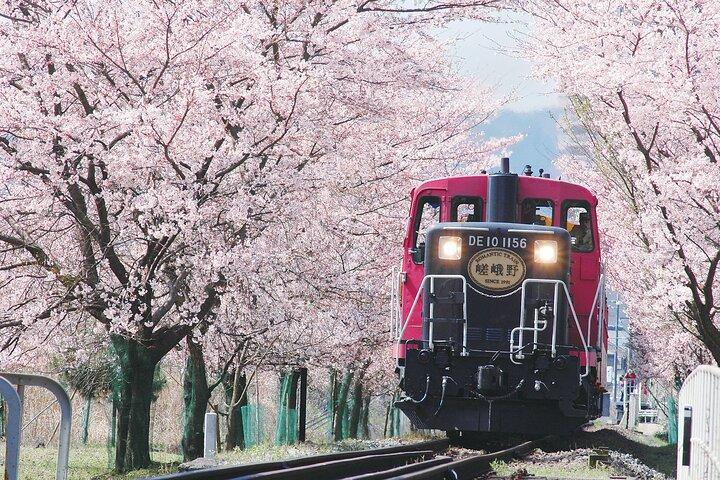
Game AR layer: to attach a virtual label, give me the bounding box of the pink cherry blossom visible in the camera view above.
[523,0,720,384]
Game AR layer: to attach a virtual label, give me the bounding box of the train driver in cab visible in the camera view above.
[570,212,593,251]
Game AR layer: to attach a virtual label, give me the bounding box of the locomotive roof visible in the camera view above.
[410,174,597,205]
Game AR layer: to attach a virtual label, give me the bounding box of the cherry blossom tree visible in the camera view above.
[0,0,509,470]
[522,1,720,382]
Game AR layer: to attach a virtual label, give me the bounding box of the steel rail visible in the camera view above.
[147,438,449,480]
[388,437,550,480]
[343,456,453,480]
[226,450,434,480]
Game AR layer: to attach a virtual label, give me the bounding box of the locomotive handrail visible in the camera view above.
[557,279,591,379]
[427,275,468,353]
[394,274,467,368]
[511,279,559,363]
[598,264,607,351]
[510,308,550,366]
[510,279,590,379]
[390,265,402,341]
[585,272,606,350]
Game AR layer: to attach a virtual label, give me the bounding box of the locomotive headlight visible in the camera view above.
[438,236,462,260]
[534,240,558,263]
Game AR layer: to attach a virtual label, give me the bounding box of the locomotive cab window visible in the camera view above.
[562,201,594,252]
[412,196,441,264]
[521,199,553,226]
[451,196,483,222]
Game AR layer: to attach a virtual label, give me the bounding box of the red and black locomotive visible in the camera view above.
[391,158,607,437]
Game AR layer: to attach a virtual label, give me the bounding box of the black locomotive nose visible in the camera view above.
[418,349,432,364]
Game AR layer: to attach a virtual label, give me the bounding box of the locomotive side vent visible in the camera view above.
[466,327,483,342]
[485,328,505,342]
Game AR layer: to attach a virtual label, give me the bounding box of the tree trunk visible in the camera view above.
[348,378,363,439]
[347,362,369,439]
[81,397,92,444]
[360,393,371,439]
[384,395,394,438]
[275,370,301,445]
[287,369,300,443]
[286,370,300,410]
[327,369,337,438]
[224,368,247,451]
[105,288,213,472]
[109,393,117,449]
[689,301,720,365]
[393,391,400,435]
[181,336,211,462]
[332,369,354,441]
[111,335,158,472]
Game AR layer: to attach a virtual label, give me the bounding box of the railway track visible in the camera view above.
[146,437,547,480]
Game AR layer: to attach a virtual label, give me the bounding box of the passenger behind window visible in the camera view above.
[570,212,593,251]
[457,204,475,222]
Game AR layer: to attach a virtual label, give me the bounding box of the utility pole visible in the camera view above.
[612,302,621,406]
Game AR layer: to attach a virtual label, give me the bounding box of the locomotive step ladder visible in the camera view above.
[394,274,468,368]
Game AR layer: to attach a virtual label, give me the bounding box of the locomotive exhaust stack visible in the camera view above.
[486,157,519,223]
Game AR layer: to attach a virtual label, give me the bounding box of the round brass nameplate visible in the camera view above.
[467,248,526,291]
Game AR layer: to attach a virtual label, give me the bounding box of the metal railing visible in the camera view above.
[0,376,22,480]
[394,274,467,367]
[0,372,72,480]
[389,265,403,341]
[586,270,606,350]
[677,365,720,480]
[510,279,590,379]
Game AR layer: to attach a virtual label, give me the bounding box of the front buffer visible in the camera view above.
[397,344,594,436]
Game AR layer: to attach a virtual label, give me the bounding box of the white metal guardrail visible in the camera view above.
[0,372,72,480]
[0,375,22,480]
[677,365,720,480]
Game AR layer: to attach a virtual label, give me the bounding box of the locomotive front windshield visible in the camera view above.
[451,196,483,222]
[521,198,553,226]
